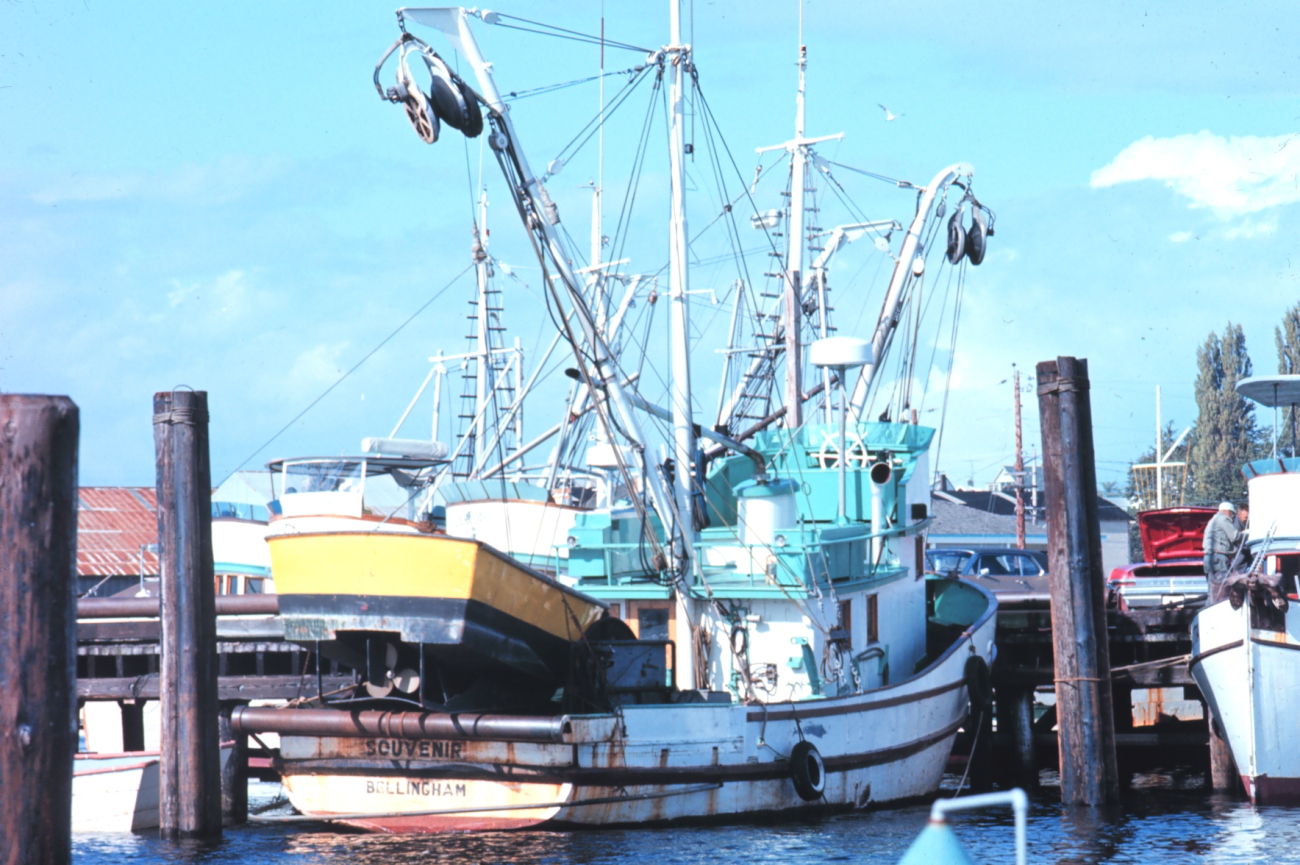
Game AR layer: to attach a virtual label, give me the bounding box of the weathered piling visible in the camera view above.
[1036,357,1120,805]
[154,390,222,839]
[1209,722,1238,791]
[0,395,79,865]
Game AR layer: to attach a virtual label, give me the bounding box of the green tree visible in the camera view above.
[1277,301,1300,455]
[1189,322,1263,504]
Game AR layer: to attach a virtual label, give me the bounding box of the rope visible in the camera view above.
[951,709,985,797]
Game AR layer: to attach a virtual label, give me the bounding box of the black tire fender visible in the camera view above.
[964,655,992,713]
[789,740,825,802]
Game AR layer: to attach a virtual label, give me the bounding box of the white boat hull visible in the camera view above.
[277,608,994,832]
[72,749,232,832]
[1191,598,1300,803]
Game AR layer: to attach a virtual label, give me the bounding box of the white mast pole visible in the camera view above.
[667,0,695,565]
[784,32,807,430]
[1155,386,1163,509]
[473,190,491,474]
[667,0,699,691]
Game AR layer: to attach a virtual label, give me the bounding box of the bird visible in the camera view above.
[877,103,904,121]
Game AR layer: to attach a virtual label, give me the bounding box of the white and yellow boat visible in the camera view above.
[266,455,606,692]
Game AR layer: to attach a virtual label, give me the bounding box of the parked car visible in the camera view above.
[924,547,1050,594]
[1106,507,1215,610]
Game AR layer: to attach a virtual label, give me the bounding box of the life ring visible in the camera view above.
[964,655,992,713]
[789,740,825,801]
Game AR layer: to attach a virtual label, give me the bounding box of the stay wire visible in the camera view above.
[492,14,652,54]
[218,262,474,486]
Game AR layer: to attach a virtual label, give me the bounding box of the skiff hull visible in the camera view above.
[1191,597,1300,804]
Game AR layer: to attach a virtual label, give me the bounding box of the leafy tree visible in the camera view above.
[1277,301,1300,455]
[1189,323,1264,504]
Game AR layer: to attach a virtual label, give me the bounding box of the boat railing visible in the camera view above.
[566,520,913,593]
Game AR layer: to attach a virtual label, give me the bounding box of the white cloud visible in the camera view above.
[1168,231,1192,243]
[1221,219,1276,240]
[30,157,286,206]
[1091,130,1300,216]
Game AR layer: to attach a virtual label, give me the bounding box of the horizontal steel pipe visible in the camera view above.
[77,594,279,619]
[229,706,569,744]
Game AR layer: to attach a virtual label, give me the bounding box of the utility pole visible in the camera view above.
[1014,366,1025,549]
[1155,385,1163,509]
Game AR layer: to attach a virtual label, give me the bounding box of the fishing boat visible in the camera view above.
[240,3,1001,831]
[1190,374,1300,804]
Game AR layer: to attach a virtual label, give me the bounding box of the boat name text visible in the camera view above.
[364,739,465,759]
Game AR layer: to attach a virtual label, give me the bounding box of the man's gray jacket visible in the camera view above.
[1203,511,1241,555]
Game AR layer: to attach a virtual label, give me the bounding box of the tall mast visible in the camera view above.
[473,190,491,467]
[784,37,808,430]
[667,0,695,555]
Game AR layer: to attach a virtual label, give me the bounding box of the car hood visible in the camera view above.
[1138,507,1216,563]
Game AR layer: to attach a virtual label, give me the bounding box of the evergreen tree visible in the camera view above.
[1277,301,1300,455]
[1189,322,1263,504]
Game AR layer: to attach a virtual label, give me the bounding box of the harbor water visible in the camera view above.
[72,772,1300,864]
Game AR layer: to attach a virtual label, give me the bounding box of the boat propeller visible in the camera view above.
[375,33,484,144]
[944,191,995,266]
[364,640,421,698]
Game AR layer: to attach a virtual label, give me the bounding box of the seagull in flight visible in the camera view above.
[877,103,904,121]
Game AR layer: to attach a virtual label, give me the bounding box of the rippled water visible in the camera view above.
[72,773,1300,864]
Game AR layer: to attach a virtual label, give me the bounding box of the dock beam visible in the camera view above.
[154,390,222,839]
[0,396,79,865]
[1036,357,1120,805]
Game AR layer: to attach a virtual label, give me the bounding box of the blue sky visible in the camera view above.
[3,1,1299,491]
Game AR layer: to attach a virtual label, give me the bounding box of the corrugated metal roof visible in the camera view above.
[77,487,159,577]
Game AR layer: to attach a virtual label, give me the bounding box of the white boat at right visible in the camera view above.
[1190,373,1300,804]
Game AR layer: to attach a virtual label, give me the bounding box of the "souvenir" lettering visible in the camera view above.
[364,739,465,759]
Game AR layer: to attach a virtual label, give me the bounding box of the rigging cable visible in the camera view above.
[217,262,475,486]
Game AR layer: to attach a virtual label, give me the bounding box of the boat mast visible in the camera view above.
[667,0,696,557]
[473,190,491,468]
[784,34,808,430]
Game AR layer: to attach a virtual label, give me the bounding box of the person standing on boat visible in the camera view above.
[1204,501,1242,603]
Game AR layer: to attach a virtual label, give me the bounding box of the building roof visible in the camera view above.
[930,498,1031,537]
[77,487,158,577]
[940,489,1131,524]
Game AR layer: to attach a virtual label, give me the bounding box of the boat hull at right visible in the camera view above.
[1191,592,1300,804]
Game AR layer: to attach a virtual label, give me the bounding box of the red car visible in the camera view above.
[1106,507,1216,610]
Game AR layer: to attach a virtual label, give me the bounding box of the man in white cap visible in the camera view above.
[1204,501,1241,603]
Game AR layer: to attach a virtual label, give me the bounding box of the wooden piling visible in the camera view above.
[1036,357,1120,805]
[1209,719,1238,792]
[154,390,222,839]
[0,395,79,865]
